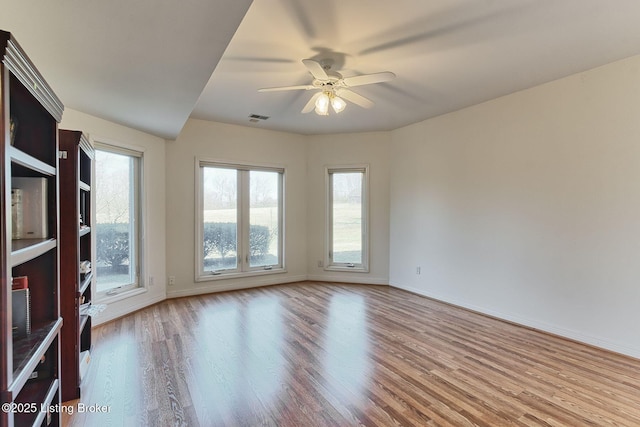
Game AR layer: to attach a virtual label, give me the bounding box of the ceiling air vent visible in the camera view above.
[249,114,270,123]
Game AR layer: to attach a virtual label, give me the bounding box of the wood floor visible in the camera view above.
[65,282,640,426]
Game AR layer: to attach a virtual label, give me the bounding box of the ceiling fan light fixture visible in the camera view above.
[260,58,395,117]
[315,105,329,115]
[315,92,330,115]
[331,96,346,113]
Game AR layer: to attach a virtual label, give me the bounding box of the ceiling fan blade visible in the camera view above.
[302,59,329,80]
[336,89,374,109]
[342,72,396,87]
[301,92,322,113]
[258,85,315,92]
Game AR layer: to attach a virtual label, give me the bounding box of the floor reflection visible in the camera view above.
[322,292,371,403]
[245,296,284,401]
[194,295,284,423]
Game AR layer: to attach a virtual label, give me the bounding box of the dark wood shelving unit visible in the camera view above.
[59,130,94,403]
[1,29,64,427]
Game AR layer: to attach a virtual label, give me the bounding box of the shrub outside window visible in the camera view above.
[94,143,143,296]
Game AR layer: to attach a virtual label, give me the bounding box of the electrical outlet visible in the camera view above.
[317,260,323,268]
[416,266,421,275]
[168,276,175,286]
[148,276,154,286]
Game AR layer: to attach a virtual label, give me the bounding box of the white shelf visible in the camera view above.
[10,145,56,176]
[11,238,56,267]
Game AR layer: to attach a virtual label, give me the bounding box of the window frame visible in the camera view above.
[93,140,145,300]
[195,158,285,282]
[324,164,370,272]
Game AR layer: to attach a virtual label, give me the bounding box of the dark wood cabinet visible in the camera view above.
[59,130,94,403]
[1,29,64,427]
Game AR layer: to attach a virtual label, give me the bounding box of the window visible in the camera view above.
[94,143,143,296]
[326,165,369,271]
[197,160,284,280]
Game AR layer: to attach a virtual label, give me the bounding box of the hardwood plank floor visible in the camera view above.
[64,282,640,426]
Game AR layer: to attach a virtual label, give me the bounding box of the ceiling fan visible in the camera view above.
[258,58,395,115]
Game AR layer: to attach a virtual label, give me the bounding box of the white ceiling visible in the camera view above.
[0,0,252,139]
[3,0,640,138]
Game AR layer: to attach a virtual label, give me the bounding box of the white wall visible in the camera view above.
[389,55,640,358]
[63,53,640,359]
[164,121,390,295]
[165,119,308,296]
[306,132,391,284]
[60,108,167,325]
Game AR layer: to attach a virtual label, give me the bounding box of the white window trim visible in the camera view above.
[93,139,146,300]
[324,164,370,273]
[195,157,286,282]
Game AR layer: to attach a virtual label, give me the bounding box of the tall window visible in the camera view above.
[326,165,369,271]
[95,144,143,295]
[197,161,284,279]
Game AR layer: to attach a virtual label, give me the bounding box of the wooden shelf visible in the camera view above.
[9,145,56,176]
[9,319,62,396]
[10,238,56,267]
[59,129,94,403]
[2,29,63,427]
[79,315,90,335]
[79,272,93,296]
[13,378,59,426]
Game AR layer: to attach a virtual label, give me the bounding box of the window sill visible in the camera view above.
[324,265,369,273]
[196,267,287,282]
[95,286,147,304]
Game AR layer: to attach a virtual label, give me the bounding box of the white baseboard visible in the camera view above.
[168,274,389,298]
[306,274,388,285]
[391,282,640,360]
[92,293,166,326]
[166,274,309,298]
